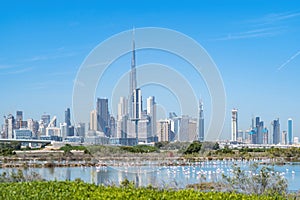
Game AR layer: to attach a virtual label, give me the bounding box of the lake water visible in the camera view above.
[1,160,299,191]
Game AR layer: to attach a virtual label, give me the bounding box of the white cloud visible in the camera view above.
[214,27,282,41]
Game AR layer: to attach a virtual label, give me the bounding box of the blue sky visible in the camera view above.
[1,0,300,139]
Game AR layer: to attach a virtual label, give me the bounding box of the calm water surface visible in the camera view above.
[1,161,299,191]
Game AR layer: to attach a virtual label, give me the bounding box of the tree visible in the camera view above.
[222,163,287,195]
[183,141,202,155]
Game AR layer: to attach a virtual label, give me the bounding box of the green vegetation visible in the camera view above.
[0,142,21,156]
[120,145,158,153]
[60,144,90,155]
[0,181,287,199]
[208,146,300,161]
[187,163,288,197]
[222,164,288,195]
[183,141,202,155]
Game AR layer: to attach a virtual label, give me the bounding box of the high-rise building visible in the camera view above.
[6,114,14,139]
[147,96,156,137]
[281,131,287,145]
[60,123,68,138]
[96,98,109,135]
[117,97,128,120]
[109,116,116,137]
[132,89,142,120]
[237,130,244,142]
[231,109,238,141]
[129,29,137,119]
[288,118,293,145]
[65,108,71,136]
[41,114,50,127]
[90,110,98,131]
[15,111,23,129]
[262,127,268,144]
[65,108,71,126]
[76,122,86,137]
[257,120,264,144]
[157,120,171,142]
[27,119,39,137]
[198,100,204,141]
[169,114,180,141]
[272,118,280,144]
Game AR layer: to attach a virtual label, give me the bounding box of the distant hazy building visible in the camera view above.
[65,108,71,136]
[15,111,23,129]
[237,130,244,142]
[41,114,50,127]
[198,100,204,141]
[288,118,293,145]
[27,119,39,137]
[249,129,257,144]
[109,116,116,137]
[90,110,98,131]
[38,121,46,137]
[117,97,128,120]
[60,123,68,138]
[147,96,156,137]
[137,117,151,143]
[178,116,189,142]
[231,109,238,141]
[294,137,299,144]
[14,129,32,140]
[262,127,269,144]
[157,120,170,142]
[169,113,180,141]
[76,123,85,137]
[256,118,264,144]
[272,118,280,144]
[281,131,287,145]
[7,114,15,139]
[188,119,198,141]
[46,127,60,137]
[65,108,71,126]
[116,97,128,139]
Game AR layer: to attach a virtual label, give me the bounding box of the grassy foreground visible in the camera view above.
[0,181,286,200]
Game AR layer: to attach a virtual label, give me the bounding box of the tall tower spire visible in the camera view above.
[129,28,137,118]
[130,28,137,93]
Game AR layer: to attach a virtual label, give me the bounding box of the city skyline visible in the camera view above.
[1,1,300,139]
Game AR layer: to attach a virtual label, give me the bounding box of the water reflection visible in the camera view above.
[0,161,299,191]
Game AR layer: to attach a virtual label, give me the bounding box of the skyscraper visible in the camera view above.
[198,100,204,141]
[65,108,71,127]
[272,118,280,144]
[282,131,287,145]
[117,97,128,120]
[41,114,50,127]
[129,29,137,119]
[147,96,156,137]
[109,116,116,137]
[90,110,97,131]
[96,98,109,135]
[231,109,238,141]
[132,89,142,120]
[288,118,293,145]
[6,114,14,139]
[15,111,23,128]
[65,108,71,136]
